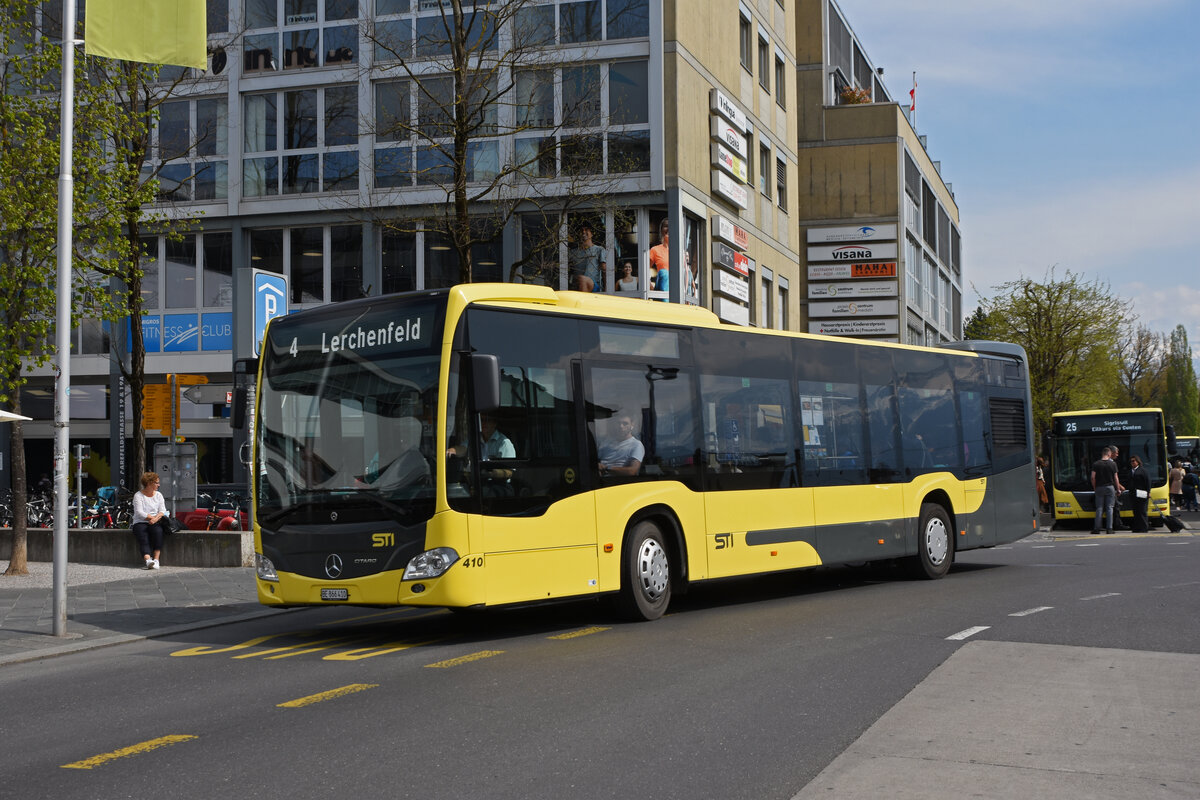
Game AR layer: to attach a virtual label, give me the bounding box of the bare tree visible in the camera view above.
[361,0,651,286]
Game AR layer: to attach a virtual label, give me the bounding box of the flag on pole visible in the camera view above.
[909,72,917,112]
[85,0,207,69]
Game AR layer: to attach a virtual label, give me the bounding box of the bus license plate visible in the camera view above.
[320,588,349,601]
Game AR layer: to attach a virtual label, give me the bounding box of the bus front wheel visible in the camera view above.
[910,502,953,579]
[618,521,672,621]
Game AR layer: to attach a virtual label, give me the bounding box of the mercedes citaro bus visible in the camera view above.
[245,284,1035,620]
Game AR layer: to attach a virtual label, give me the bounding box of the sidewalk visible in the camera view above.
[0,562,284,667]
[1040,504,1199,537]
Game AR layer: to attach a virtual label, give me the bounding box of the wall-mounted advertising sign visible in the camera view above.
[710,117,746,158]
[712,215,749,251]
[807,262,898,280]
[715,242,751,276]
[712,170,748,209]
[712,144,748,183]
[715,296,750,326]
[806,224,897,244]
[709,88,749,132]
[808,281,898,299]
[715,269,750,303]
[809,319,900,336]
[807,242,898,262]
[808,299,898,317]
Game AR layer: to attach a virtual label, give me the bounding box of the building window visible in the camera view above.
[775,55,786,108]
[778,282,788,330]
[244,85,359,196]
[739,12,752,72]
[759,145,771,198]
[243,0,359,71]
[758,37,770,91]
[760,273,772,329]
[153,97,229,202]
[775,157,787,211]
[375,59,649,186]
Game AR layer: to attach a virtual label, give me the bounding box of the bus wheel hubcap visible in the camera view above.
[637,539,669,600]
[926,518,948,565]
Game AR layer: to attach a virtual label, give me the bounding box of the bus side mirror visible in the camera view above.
[231,387,247,430]
[1041,432,1051,458]
[471,354,500,413]
[1166,424,1177,456]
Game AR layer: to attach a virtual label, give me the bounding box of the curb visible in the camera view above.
[0,606,297,668]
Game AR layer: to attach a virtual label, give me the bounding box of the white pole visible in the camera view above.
[53,0,77,637]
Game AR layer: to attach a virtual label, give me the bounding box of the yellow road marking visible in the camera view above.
[61,735,197,770]
[425,650,504,668]
[171,635,286,657]
[232,636,350,659]
[277,683,379,708]
[323,638,444,661]
[548,626,611,640]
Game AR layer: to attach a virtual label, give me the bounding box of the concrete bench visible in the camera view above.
[1,528,252,568]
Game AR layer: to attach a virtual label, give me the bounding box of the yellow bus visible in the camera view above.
[248,284,1035,620]
[1045,408,1173,527]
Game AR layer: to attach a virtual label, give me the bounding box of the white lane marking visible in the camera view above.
[1081,592,1121,600]
[1009,606,1054,617]
[946,626,990,641]
[1032,545,1056,549]
[1166,542,1190,545]
[1076,543,1101,547]
[1153,581,1200,589]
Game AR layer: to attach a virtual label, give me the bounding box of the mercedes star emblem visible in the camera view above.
[324,554,343,579]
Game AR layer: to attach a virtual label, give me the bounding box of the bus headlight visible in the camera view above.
[255,553,279,582]
[403,547,459,580]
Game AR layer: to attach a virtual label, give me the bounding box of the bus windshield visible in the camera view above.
[1050,411,1166,492]
[256,299,444,527]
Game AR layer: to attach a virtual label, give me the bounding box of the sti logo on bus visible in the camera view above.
[715,532,734,550]
[372,533,394,547]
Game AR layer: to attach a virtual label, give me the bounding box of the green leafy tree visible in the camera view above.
[1161,325,1199,435]
[976,268,1127,442]
[963,306,1000,340]
[0,0,117,574]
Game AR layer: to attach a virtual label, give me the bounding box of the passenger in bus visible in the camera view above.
[598,414,644,476]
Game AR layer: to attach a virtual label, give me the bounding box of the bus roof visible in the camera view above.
[448,283,1023,362]
[1051,408,1164,418]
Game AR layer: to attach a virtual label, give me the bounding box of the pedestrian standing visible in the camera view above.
[1091,446,1118,535]
[1169,459,1185,510]
[1127,454,1151,533]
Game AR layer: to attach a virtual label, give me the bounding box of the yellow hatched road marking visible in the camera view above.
[232,636,351,659]
[277,683,379,708]
[548,626,611,640]
[425,650,504,668]
[323,638,444,661]
[61,735,197,770]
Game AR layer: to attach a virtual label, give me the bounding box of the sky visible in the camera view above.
[835,0,1200,341]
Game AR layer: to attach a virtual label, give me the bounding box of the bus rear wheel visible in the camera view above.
[618,521,671,621]
[910,502,953,579]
